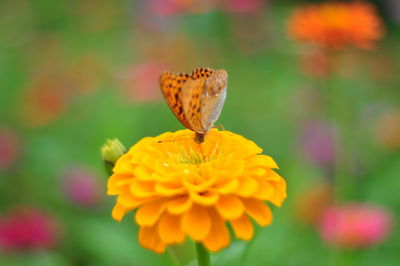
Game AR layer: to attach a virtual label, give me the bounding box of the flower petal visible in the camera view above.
[216,195,244,219]
[269,184,287,207]
[167,196,192,214]
[202,211,230,252]
[248,155,278,169]
[155,180,185,196]
[135,200,166,226]
[190,191,219,206]
[253,178,275,200]
[112,203,127,222]
[134,165,153,181]
[230,215,254,240]
[158,213,185,244]
[236,177,258,197]
[182,205,211,241]
[214,178,238,194]
[107,173,132,195]
[139,226,165,253]
[242,198,272,226]
[130,179,156,198]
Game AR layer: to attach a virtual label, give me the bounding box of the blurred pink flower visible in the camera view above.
[149,0,181,16]
[62,166,103,207]
[319,203,393,248]
[0,207,60,252]
[299,119,336,167]
[0,127,21,171]
[148,0,215,16]
[120,61,168,103]
[221,0,265,14]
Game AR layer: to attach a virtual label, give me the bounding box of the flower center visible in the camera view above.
[174,148,211,165]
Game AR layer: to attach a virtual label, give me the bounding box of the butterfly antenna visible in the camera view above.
[157,137,194,143]
[213,124,225,131]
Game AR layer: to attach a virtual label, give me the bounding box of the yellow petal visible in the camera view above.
[182,205,211,241]
[213,159,245,177]
[190,191,219,206]
[107,173,132,195]
[133,165,153,181]
[202,211,230,252]
[111,203,127,222]
[214,178,238,194]
[248,155,278,169]
[230,215,254,240]
[236,177,258,197]
[269,183,287,207]
[155,181,186,196]
[215,195,244,219]
[167,196,192,214]
[242,198,272,226]
[253,178,275,200]
[135,200,166,226]
[130,179,156,198]
[139,226,165,253]
[114,161,136,175]
[118,190,147,208]
[158,213,185,244]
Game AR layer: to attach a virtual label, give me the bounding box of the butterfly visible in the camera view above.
[160,67,228,144]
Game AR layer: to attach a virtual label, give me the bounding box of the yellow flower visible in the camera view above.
[107,129,286,253]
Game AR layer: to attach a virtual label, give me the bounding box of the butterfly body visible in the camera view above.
[160,67,228,144]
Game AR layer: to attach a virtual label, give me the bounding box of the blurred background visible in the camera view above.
[0,0,399,265]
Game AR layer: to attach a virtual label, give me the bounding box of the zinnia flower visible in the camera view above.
[0,207,60,252]
[0,127,21,171]
[62,166,103,207]
[120,61,168,103]
[107,129,286,253]
[287,2,384,50]
[375,110,400,150]
[296,182,333,225]
[319,203,393,248]
[298,119,336,167]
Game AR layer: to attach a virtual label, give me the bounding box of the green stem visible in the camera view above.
[325,50,352,202]
[196,242,211,266]
[167,247,182,266]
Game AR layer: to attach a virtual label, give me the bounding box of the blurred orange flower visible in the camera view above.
[107,129,286,253]
[296,182,334,225]
[287,2,384,50]
[21,74,71,127]
[375,110,400,149]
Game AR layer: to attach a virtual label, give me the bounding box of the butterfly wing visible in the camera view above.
[181,67,214,133]
[200,69,228,130]
[160,71,193,130]
[181,78,206,133]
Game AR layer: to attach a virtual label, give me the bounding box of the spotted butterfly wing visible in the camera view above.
[160,67,228,137]
[159,71,192,130]
[181,67,214,133]
[200,69,228,130]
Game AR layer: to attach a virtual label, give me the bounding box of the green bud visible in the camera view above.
[101,139,127,175]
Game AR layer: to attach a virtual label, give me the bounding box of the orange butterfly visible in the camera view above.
[160,67,228,144]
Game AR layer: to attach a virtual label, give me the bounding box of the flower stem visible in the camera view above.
[195,242,211,266]
[167,247,182,266]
